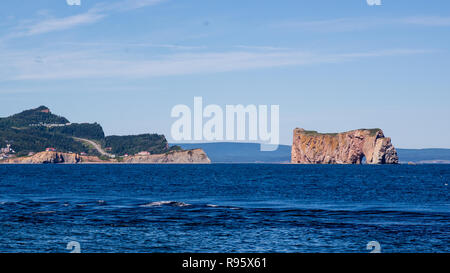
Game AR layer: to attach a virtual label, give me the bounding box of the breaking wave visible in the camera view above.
[139,201,191,207]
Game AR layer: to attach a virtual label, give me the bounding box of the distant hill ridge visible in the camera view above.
[174,143,450,164]
[0,106,69,128]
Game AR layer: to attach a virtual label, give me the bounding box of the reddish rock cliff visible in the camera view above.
[0,149,211,164]
[1,151,105,164]
[122,149,211,164]
[291,128,398,164]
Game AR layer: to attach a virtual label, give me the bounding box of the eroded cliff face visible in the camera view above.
[122,149,211,164]
[1,151,105,164]
[0,149,211,164]
[291,128,398,164]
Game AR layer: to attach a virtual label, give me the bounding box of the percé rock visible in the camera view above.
[291,128,399,164]
[122,149,211,164]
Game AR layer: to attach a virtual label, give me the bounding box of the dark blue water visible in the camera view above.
[0,164,448,253]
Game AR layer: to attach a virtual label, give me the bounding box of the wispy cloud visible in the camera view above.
[55,42,206,50]
[273,18,381,32]
[400,16,450,26]
[0,47,428,81]
[272,16,450,32]
[234,45,293,51]
[92,0,166,13]
[8,0,166,37]
[121,0,167,10]
[25,10,105,36]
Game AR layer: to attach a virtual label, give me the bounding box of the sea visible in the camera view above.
[0,164,448,253]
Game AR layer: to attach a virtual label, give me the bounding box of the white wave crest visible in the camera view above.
[140,201,191,207]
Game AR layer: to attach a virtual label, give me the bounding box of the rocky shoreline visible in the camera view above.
[0,149,211,164]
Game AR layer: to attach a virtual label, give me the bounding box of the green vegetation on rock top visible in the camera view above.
[105,134,181,156]
[0,106,69,128]
[358,128,382,136]
[302,130,338,136]
[296,128,381,137]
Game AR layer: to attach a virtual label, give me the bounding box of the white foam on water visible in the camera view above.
[140,201,191,207]
[34,211,56,214]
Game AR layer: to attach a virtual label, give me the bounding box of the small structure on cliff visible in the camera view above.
[291,128,398,164]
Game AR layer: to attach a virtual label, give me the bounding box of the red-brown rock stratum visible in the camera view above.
[1,150,211,164]
[291,128,398,164]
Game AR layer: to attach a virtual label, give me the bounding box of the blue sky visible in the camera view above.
[0,0,449,148]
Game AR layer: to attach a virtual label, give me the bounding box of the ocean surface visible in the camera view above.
[0,164,448,253]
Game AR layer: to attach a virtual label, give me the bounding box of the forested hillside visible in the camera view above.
[0,106,176,157]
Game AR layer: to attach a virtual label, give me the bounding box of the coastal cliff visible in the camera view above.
[0,106,211,164]
[1,151,107,164]
[291,128,398,164]
[0,149,211,164]
[122,149,211,164]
